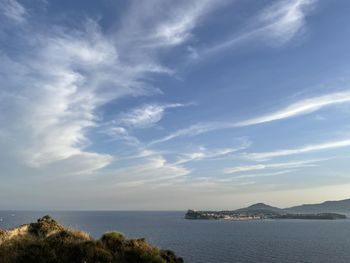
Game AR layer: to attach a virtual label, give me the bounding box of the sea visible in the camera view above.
[1,211,350,263]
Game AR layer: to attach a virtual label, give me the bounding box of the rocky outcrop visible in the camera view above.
[0,215,183,263]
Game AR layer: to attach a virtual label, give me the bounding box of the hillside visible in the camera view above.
[0,215,183,263]
[234,203,285,214]
[286,198,350,214]
[186,198,350,220]
[233,198,350,214]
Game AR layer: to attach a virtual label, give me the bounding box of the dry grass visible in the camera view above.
[0,216,183,263]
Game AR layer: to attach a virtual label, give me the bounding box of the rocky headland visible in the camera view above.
[0,215,183,263]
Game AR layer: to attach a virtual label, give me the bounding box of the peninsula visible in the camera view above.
[185,199,349,221]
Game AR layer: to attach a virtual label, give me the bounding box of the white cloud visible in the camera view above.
[120,0,223,48]
[258,0,317,45]
[0,22,118,171]
[203,0,317,55]
[103,126,141,146]
[231,170,296,179]
[0,0,26,23]
[119,149,160,161]
[175,141,251,164]
[187,46,199,60]
[246,140,350,161]
[42,152,113,176]
[151,90,350,143]
[115,0,224,55]
[224,160,319,174]
[118,103,185,128]
[236,91,350,126]
[152,2,206,46]
[149,122,222,145]
[0,0,321,176]
[0,1,220,176]
[111,154,190,186]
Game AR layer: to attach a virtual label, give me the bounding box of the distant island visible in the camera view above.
[185,198,350,221]
[0,215,183,263]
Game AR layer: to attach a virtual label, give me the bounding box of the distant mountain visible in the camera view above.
[232,198,350,215]
[286,198,350,214]
[186,198,350,220]
[235,203,285,214]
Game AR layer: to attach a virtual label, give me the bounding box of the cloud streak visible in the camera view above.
[203,0,317,55]
[152,90,350,144]
[175,141,250,165]
[246,140,350,161]
[110,154,190,187]
[0,0,26,23]
[235,91,350,127]
[230,170,296,179]
[224,159,318,174]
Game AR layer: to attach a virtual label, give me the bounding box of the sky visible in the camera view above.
[0,0,350,210]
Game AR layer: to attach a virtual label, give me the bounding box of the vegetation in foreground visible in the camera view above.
[0,215,183,263]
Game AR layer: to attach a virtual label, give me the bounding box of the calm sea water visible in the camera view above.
[1,211,350,263]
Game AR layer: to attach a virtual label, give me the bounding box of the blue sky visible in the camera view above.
[1,0,350,210]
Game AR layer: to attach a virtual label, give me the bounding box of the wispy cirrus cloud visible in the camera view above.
[203,0,317,56]
[110,154,190,187]
[175,143,250,165]
[175,148,237,165]
[103,126,142,146]
[151,90,350,144]
[230,170,296,180]
[117,103,185,129]
[246,140,350,161]
[0,19,118,170]
[149,122,223,145]
[224,159,319,174]
[116,0,225,50]
[258,0,317,45]
[235,91,350,127]
[0,0,220,176]
[151,0,221,47]
[0,0,26,23]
